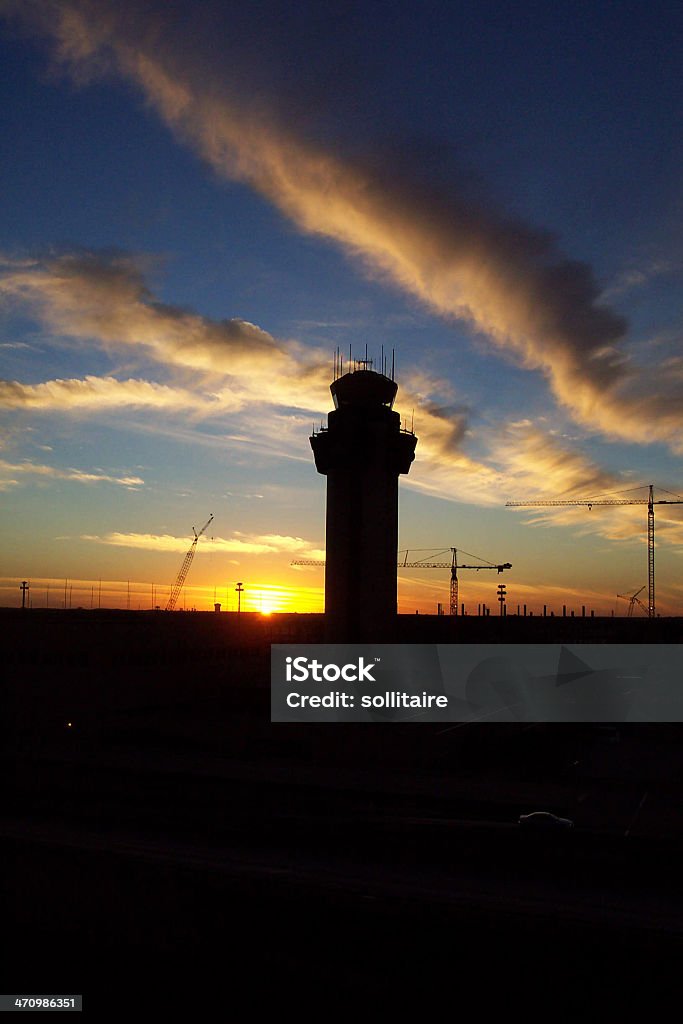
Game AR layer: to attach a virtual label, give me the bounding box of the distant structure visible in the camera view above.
[310,355,417,640]
[166,514,213,612]
[399,547,512,615]
[507,484,683,619]
[617,586,648,617]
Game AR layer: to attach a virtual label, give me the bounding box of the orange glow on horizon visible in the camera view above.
[1,575,681,617]
[0,576,325,613]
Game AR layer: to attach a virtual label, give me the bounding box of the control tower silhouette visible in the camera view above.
[311,356,417,641]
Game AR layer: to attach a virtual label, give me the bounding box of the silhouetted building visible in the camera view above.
[311,362,417,640]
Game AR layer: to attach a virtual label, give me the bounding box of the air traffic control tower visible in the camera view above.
[311,358,417,641]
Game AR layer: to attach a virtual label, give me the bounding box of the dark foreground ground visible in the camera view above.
[4,609,683,1010]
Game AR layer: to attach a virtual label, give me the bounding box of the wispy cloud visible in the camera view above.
[493,425,683,546]
[601,259,678,301]
[0,374,219,413]
[403,419,614,512]
[407,419,682,547]
[494,423,617,501]
[0,457,143,488]
[81,529,325,559]
[0,251,331,411]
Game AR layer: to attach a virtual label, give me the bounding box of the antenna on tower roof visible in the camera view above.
[391,348,395,381]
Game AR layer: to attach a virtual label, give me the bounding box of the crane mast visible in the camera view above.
[399,548,512,615]
[166,514,213,612]
[506,484,683,618]
[648,494,655,619]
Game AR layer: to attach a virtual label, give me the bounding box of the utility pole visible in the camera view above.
[235,582,244,614]
[20,580,29,609]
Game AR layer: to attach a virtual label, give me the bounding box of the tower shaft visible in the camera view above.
[311,367,417,641]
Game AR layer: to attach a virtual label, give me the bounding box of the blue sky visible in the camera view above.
[0,0,682,614]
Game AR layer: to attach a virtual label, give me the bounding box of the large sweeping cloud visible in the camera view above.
[4,0,681,452]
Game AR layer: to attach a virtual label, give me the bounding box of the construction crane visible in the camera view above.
[617,586,648,618]
[166,514,213,612]
[618,585,651,614]
[292,547,512,616]
[399,548,512,615]
[506,484,683,619]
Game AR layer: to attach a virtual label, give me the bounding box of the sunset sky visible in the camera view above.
[1,0,682,615]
